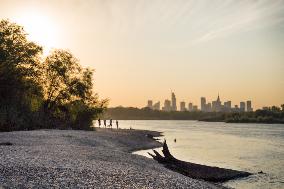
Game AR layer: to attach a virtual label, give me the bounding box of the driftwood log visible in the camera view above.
[148,141,252,182]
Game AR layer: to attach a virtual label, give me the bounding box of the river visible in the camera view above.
[116,120,284,189]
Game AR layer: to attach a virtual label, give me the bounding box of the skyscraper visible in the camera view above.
[153,101,160,110]
[180,101,186,111]
[201,97,206,112]
[188,103,193,112]
[224,101,231,112]
[147,100,153,109]
[212,94,222,112]
[247,101,253,112]
[240,102,246,112]
[171,92,177,111]
[226,101,231,109]
[206,103,212,112]
[162,99,171,112]
[193,105,198,111]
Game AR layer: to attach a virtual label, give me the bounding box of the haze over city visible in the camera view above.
[1,0,284,109]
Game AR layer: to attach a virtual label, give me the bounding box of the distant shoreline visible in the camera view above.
[199,118,284,124]
[102,107,284,124]
[102,119,284,124]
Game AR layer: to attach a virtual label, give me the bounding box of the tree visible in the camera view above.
[0,19,107,131]
[42,49,107,129]
[42,49,80,111]
[0,20,43,91]
[0,19,43,131]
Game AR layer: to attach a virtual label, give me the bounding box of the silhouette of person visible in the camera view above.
[174,138,177,143]
[98,118,101,127]
[103,120,106,128]
[116,120,119,129]
[109,119,112,129]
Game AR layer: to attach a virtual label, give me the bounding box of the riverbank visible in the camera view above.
[0,129,224,188]
[103,107,284,124]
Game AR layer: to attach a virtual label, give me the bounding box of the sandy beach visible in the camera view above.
[0,129,224,188]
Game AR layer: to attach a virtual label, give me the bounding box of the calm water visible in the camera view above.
[117,120,284,189]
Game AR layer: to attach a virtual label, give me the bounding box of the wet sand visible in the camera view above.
[0,129,224,188]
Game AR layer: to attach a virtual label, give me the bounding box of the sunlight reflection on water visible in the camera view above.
[116,120,284,189]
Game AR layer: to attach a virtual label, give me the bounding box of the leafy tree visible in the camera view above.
[42,49,107,129]
[0,19,43,131]
[0,19,107,131]
[42,49,81,111]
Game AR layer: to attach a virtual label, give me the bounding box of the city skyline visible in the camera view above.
[147,92,255,112]
[1,0,283,109]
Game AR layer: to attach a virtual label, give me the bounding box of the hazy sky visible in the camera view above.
[1,0,284,109]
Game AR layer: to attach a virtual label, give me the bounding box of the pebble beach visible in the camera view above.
[0,129,225,188]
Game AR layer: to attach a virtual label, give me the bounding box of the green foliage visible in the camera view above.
[0,20,107,131]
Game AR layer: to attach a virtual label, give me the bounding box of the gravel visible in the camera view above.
[0,129,225,188]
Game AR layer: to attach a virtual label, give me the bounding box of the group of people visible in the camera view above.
[97,118,119,129]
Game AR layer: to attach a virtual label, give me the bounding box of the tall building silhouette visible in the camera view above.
[171,92,177,111]
[247,101,253,112]
[240,102,246,112]
[180,101,186,111]
[147,100,153,109]
[153,101,160,110]
[224,101,232,112]
[163,99,171,112]
[212,94,222,112]
[188,103,193,112]
[207,103,212,112]
[201,97,206,112]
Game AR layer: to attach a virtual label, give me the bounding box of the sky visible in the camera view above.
[1,0,284,109]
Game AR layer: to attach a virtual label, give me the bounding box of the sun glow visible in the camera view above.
[15,11,58,55]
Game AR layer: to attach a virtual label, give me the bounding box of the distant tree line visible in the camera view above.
[103,105,284,124]
[223,105,284,124]
[0,20,107,132]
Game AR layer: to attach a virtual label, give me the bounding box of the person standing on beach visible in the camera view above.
[98,118,101,127]
[116,120,119,129]
[103,120,106,128]
[109,119,113,129]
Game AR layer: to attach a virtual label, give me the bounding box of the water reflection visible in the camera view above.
[118,120,284,189]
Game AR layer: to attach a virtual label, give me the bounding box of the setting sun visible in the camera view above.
[15,11,58,55]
